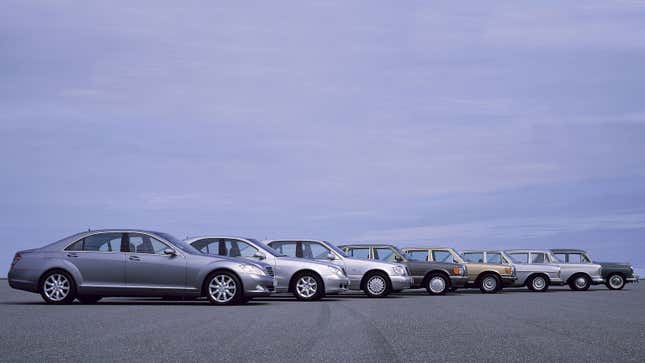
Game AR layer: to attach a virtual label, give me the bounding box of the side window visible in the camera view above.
[487,253,503,264]
[568,253,588,264]
[190,238,217,254]
[128,233,169,254]
[65,233,123,252]
[269,242,297,258]
[552,253,567,263]
[462,252,484,263]
[301,242,330,260]
[374,248,397,262]
[224,239,258,258]
[407,250,429,261]
[531,252,546,264]
[348,248,370,259]
[432,250,456,263]
[508,253,529,264]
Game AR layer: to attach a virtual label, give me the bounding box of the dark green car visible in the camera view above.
[550,249,639,290]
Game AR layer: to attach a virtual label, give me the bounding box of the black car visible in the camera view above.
[551,249,639,290]
[338,244,468,295]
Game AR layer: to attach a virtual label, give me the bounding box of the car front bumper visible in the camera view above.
[322,275,351,294]
[241,274,275,297]
[591,276,605,285]
[390,275,412,290]
[550,277,564,285]
[450,276,468,288]
[627,274,639,283]
[501,275,517,287]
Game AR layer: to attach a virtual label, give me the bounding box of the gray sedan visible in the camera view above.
[266,239,412,297]
[8,229,275,305]
[187,236,351,301]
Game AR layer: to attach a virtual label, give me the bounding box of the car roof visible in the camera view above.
[462,249,503,253]
[550,249,587,253]
[337,244,396,248]
[183,235,257,243]
[505,249,549,253]
[401,246,453,250]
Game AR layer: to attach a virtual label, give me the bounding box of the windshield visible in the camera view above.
[157,232,201,255]
[249,238,286,257]
[325,242,349,257]
[391,246,409,261]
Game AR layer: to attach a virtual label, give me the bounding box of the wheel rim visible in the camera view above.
[482,276,497,291]
[44,273,70,301]
[533,277,546,290]
[209,275,237,303]
[296,276,318,298]
[429,276,446,293]
[575,276,588,289]
[609,275,624,289]
[367,276,386,295]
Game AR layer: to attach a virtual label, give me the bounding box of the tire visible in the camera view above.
[478,273,501,294]
[292,272,325,301]
[568,274,591,291]
[425,273,449,295]
[363,272,391,298]
[606,273,625,290]
[77,295,102,304]
[39,270,76,304]
[527,275,549,292]
[205,271,243,305]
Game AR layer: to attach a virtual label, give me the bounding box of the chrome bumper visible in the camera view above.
[550,277,564,285]
[627,275,639,283]
[592,276,605,284]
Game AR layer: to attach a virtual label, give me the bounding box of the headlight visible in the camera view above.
[504,266,516,276]
[327,265,345,276]
[452,266,464,275]
[238,264,266,276]
[391,266,406,276]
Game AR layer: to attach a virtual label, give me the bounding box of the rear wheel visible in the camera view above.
[425,273,449,295]
[479,274,501,294]
[363,272,391,298]
[40,270,76,304]
[606,273,625,290]
[293,272,324,301]
[569,274,591,291]
[206,271,242,305]
[77,295,102,304]
[527,275,549,292]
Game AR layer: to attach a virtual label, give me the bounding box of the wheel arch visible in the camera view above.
[288,269,325,293]
[566,272,592,285]
[475,270,503,285]
[38,267,78,291]
[359,269,391,290]
[525,272,550,287]
[201,268,245,297]
[421,269,451,288]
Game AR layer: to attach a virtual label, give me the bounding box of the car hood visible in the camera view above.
[596,261,631,268]
[200,253,270,269]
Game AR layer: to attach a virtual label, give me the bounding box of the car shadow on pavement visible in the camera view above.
[0,300,273,306]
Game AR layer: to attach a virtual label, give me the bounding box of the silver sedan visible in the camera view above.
[187,236,350,301]
[8,229,275,305]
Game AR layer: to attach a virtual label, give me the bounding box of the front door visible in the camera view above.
[125,233,186,290]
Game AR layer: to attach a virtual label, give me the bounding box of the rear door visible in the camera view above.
[64,232,126,289]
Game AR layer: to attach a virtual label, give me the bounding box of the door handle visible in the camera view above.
[129,256,141,261]
[66,253,79,258]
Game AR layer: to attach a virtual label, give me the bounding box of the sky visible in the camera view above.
[2,1,645,277]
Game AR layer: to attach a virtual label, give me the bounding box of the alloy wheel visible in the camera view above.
[367,275,386,295]
[209,274,237,303]
[296,276,318,298]
[44,273,71,302]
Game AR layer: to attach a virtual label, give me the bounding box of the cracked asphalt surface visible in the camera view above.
[0,281,643,362]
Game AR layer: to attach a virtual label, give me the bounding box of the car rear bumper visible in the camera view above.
[390,275,412,290]
[322,275,351,294]
[8,278,38,293]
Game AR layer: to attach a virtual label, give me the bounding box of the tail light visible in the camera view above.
[10,253,21,268]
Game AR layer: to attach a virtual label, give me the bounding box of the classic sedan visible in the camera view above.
[461,250,561,292]
[506,249,604,291]
[550,249,639,290]
[338,244,467,295]
[267,239,412,297]
[187,236,350,301]
[402,247,516,293]
[8,229,274,305]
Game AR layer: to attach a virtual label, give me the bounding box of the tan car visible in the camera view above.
[401,247,516,293]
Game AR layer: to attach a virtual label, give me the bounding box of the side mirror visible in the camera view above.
[163,248,177,256]
[327,252,336,260]
[395,255,403,262]
[253,251,267,260]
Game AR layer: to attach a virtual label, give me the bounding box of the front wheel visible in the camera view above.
[527,275,549,292]
[426,273,449,295]
[363,272,391,298]
[293,272,324,301]
[606,274,625,290]
[479,274,501,294]
[40,270,76,304]
[569,274,591,291]
[206,271,242,305]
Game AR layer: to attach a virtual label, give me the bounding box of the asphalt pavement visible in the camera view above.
[0,281,643,363]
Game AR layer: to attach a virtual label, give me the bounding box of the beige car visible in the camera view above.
[401,247,516,293]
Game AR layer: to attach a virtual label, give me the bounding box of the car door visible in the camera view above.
[64,232,126,289]
[125,233,186,290]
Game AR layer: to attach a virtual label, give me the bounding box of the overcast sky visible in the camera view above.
[2,1,645,276]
